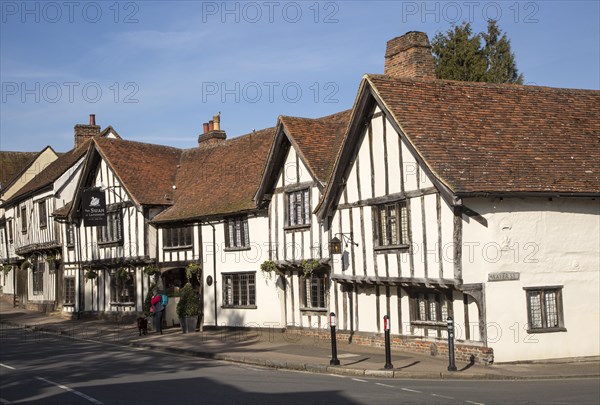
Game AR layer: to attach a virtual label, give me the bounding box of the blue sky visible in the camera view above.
[1,0,599,152]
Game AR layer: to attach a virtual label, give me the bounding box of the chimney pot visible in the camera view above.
[203,122,209,134]
[209,120,214,131]
[89,114,96,126]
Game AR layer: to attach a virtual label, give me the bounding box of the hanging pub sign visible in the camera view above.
[82,188,107,227]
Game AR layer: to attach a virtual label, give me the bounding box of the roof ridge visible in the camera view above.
[366,73,600,93]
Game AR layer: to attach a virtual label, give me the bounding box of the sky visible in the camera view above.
[1,0,599,152]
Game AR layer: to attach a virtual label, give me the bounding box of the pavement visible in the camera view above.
[1,299,598,380]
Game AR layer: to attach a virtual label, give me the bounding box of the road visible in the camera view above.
[0,325,598,405]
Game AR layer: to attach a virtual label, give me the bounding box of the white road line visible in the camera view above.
[401,387,423,393]
[351,378,368,383]
[431,393,454,399]
[35,377,103,405]
[0,363,16,370]
[328,374,346,378]
[465,401,485,405]
[375,383,394,388]
[0,398,13,404]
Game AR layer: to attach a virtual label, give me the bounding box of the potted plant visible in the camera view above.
[176,282,200,333]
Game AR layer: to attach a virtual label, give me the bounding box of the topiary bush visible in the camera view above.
[176,282,200,318]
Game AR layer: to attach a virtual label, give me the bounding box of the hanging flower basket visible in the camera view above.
[144,265,160,277]
[84,269,98,280]
[116,267,130,280]
[20,260,31,271]
[301,259,320,278]
[186,262,200,282]
[2,264,12,275]
[260,260,284,279]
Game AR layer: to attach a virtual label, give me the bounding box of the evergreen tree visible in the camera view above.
[432,21,524,84]
[481,20,524,84]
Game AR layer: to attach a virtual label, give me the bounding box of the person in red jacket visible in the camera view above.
[151,289,164,334]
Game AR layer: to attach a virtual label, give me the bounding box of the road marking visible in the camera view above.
[401,388,422,393]
[328,374,346,378]
[35,377,103,404]
[431,393,454,399]
[0,364,15,370]
[351,378,368,383]
[465,401,485,405]
[375,383,394,388]
[0,398,13,404]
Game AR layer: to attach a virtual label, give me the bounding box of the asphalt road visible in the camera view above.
[0,325,598,405]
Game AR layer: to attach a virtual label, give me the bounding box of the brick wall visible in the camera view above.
[384,31,436,79]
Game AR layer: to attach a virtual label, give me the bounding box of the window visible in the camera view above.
[411,291,449,324]
[110,269,135,304]
[163,226,193,248]
[38,200,47,228]
[525,287,566,332]
[32,261,44,295]
[97,211,122,244]
[64,277,76,305]
[21,206,27,232]
[375,200,409,247]
[301,273,327,310]
[287,189,311,227]
[222,272,256,307]
[7,219,13,242]
[225,216,249,249]
[66,224,75,247]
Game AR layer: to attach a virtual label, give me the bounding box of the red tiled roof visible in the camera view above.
[280,110,351,183]
[367,74,600,194]
[153,127,276,222]
[94,138,182,206]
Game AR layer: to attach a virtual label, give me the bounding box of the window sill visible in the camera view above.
[163,245,193,251]
[98,241,123,248]
[221,305,257,310]
[374,244,410,253]
[63,303,75,307]
[224,246,251,252]
[110,302,135,306]
[66,245,75,250]
[39,225,47,229]
[300,307,327,314]
[410,320,446,327]
[284,224,311,232]
[526,327,567,334]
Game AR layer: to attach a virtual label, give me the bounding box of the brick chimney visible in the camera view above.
[384,31,436,79]
[198,113,226,148]
[74,114,101,148]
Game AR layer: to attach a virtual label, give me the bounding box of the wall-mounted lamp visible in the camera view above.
[329,233,359,254]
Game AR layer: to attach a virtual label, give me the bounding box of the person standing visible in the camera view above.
[151,290,164,334]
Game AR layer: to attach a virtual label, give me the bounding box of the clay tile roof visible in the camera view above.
[280,110,351,183]
[53,200,73,218]
[0,151,41,190]
[5,142,90,205]
[367,74,600,194]
[153,127,276,223]
[94,137,182,206]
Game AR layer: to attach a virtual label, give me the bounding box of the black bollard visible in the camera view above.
[447,316,457,371]
[384,315,393,369]
[329,312,340,366]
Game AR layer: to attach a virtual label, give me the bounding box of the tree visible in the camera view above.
[481,20,524,84]
[432,21,524,84]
